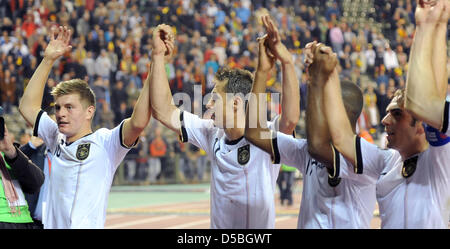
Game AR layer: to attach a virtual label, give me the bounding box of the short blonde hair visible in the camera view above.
[51,79,96,109]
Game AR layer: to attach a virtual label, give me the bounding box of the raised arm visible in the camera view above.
[322,48,358,165]
[305,43,338,169]
[19,26,72,126]
[149,24,181,134]
[245,34,276,155]
[121,59,154,147]
[262,16,300,134]
[432,0,449,98]
[405,0,448,129]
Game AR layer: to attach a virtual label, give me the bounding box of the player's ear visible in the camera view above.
[233,96,243,112]
[86,105,95,120]
[416,120,425,135]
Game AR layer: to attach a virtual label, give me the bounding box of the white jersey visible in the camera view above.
[34,111,133,228]
[273,132,377,229]
[180,111,280,229]
[34,150,52,222]
[351,136,450,228]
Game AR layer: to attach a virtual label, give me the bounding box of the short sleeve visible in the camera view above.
[180,111,216,152]
[101,120,136,169]
[333,136,397,185]
[271,131,308,172]
[441,101,449,136]
[33,110,59,153]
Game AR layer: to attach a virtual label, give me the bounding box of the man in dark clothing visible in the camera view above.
[21,135,47,228]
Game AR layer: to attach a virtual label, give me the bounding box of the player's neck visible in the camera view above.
[66,128,93,143]
[224,127,244,141]
[399,137,429,161]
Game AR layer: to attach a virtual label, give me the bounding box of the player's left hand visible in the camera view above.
[256,34,276,73]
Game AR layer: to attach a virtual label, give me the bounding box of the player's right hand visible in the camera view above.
[44,26,72,62]
[152,24,174,57]
[438,0,450,24]
[261,15,293,65]
[415,0,445,26]
[308,44,338,81]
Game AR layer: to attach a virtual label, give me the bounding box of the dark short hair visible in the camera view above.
[341,81,363,126]
[215,67,253,96]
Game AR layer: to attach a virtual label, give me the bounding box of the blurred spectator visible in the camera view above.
[364,82,379,136]
[110,80,128,113]
[329,21,344,54]
[325,1,341,21]
[95,49,112,81]
[365,43,376,78]
[383,43,399,73]
[376,66,389,87]
[148,127,166,183]
[0,70,16,114]
[277,164,297,206]
[174,140,194,182]
[375,82,390,130]
[83,51,96,83]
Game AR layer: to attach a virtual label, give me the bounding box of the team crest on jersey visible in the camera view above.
[76,143,91,160]
[238,144,250,165]
[401,155,418,178]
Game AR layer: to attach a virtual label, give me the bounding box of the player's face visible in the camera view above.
[55,93,93,138]
[205,80,234,128]
[381,97,418,151]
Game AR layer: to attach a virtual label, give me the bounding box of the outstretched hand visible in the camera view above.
[261,15,293,65]
[256,34,276,73]
[44,26,72,61]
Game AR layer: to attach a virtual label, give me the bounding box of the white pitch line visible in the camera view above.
[165,218,210,229]
[106,215,178,229]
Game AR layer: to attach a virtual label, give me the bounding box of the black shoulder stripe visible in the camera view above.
[33,110,44,137]
[271,133,281,164]
[355,136,363,174]
[179,111,188,143]
[441,101,449,134]
[328,145,340,178]
[119,121,138,149]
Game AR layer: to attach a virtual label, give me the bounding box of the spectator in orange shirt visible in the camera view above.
[21,13,37,39]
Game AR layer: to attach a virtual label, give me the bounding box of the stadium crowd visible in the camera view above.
[0,0,449,184]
